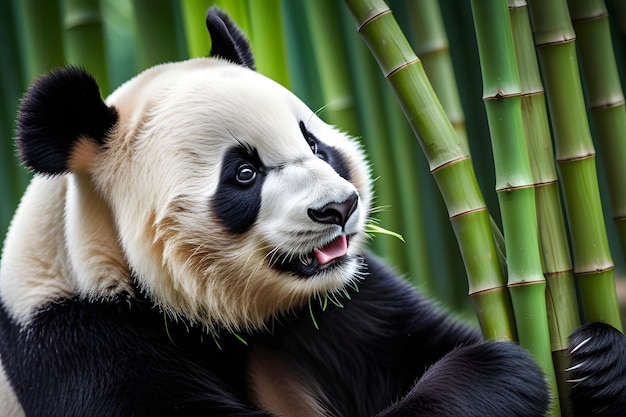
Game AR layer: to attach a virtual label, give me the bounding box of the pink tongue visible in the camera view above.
[314,235,348,266]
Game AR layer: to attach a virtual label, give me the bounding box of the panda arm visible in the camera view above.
[0,298,272,417]
[273,252,550,417]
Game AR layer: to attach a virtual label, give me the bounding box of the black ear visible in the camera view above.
[205,6,255,70]
[17,67,118,175]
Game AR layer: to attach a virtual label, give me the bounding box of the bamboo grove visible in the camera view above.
[1,0,625,414]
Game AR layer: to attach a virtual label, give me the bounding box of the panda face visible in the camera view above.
[90,59,371,331]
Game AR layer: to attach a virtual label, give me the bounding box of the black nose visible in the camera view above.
[308,193,358,228]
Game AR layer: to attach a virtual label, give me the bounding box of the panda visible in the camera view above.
[1,7,625,417]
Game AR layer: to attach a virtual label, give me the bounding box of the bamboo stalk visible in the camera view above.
[131,0,183,71]
[336,6,408,270]
[403,0,474,305]
[15,0,66,82]
[509,2,580,414]
[470,2,559,412]
[62,0,110,94]
[526,0,623,331]
[214,0,251,49]
[405,0,469,153]
[246,0,290,88]
[180,0,212,58]
[0,0,27,248]
[344,0,517,340]
[568,0,626,264]
[381,83,433,286]
[303,0,360,135]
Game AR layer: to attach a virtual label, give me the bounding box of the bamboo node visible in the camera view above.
[535,35,576,48]
[571,11,609,25]
[483,89,525,100]
[574,265,614,276]
[557,152,595,163]
[385,58,421,79]
[543,269,574,278]
[429,155,471,173]
[468,285,507,296]
[357,8,392,33]
[507,279,546,288]
[590,97,625,111]
[448,206,488,220]
[495,182,534,192]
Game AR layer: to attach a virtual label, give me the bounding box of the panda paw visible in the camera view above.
[377,341,550,417]
[567,322,626,417]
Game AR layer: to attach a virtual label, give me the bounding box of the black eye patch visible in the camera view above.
[211,146,264,234]
[299,121,351,182]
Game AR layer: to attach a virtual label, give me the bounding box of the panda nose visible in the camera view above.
[308,193,358,229]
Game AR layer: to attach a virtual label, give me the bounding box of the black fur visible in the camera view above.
[206,6,255,70]
[0,254,551,417]
[567,322,626,417]
[212,146,265,234]
[17,67,117,175]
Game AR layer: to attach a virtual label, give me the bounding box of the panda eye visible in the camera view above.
[307,137,318,155]
[236,164,257,184]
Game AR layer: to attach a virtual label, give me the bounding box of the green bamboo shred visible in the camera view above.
[62,0,110,94]
[470,1,560,413]
[509,1,580,414]
[569,0,626,264]
[526,0,623,331]
[343,0,516,340]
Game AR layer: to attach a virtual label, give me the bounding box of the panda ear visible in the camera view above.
[17,66,118,175]
[205,6,256,70]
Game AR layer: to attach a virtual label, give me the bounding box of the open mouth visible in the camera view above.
[271,234,349,277]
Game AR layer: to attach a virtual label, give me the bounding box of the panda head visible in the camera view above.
[10,8,372,332]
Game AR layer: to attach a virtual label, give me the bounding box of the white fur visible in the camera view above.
[0,358,24,417]
[1,57,372,333]
[0,176,74,324]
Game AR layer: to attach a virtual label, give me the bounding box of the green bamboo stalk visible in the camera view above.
[470,1,559,412]
[99,0,138,89]
[282,1,324,110]
[15,0,66,82]
[526,0,623,331]
[0,0,28,250]
[131,0,183,71]
[336,6,408,270]
[303,0,360,135]
[180,0,212,58]
[62,0,110,94]
[405,0,469,153]
[344,0,517,340]
[246,0,289,88]
[509,2,580,414]
[381,82,434,287]
[214,0,251,46]
[404,0,476,307]
[569,0,626,264]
